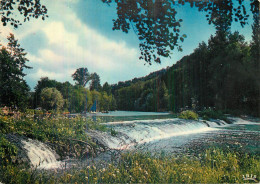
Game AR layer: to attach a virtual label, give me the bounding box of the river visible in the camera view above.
[22,111,260,169]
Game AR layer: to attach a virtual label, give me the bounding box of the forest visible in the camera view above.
[111,27,259,116]
[1,23,259,117]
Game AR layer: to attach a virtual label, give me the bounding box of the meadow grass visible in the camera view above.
[0,148,259,183]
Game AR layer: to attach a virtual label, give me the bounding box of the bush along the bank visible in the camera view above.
[178,110,199,120]
[0,114,107,159]
[198,109,234,124]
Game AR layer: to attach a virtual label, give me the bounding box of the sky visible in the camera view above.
[0,0,254,91]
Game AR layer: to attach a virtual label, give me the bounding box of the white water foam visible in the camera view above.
[229,117,260,125]
[99,118,227,150]
[22,139,62,169]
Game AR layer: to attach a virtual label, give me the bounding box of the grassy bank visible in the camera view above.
[0,149,259,183]
[0,112,107,161]
[0,112,107,183]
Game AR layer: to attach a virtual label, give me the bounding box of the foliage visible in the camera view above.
[0,114,106,159]
[0,135,17,167]
[33,77,70,108]
[178,110,199,120]
[40,87,64,111]
[100,92,113,111]
[110,128,117,136]
[199,109,227,121]
[69,85,88,113]
[32,78,115,113]
[1,148,259,183]
[90,72,102,91]
[0,33,31,110]
[102,0,257,64]
[0,0,48,28]
[102,82,112,95]
[111,30,259,116]
[0,113,107,183]
[114,78,168,112]
[72,68,91,87]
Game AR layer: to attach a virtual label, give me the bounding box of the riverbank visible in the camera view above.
[1,148,259,183]
[0,112,259,183]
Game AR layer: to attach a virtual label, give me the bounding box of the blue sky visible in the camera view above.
[0,0,253,90]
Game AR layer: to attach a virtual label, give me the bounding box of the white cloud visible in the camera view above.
[1,0,158,89]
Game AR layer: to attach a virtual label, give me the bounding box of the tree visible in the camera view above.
[0,33,31,110]
[251,13,260,69]
[0,0,48,28]
[40,87,64,111]
[90,72,101,91]
[102,0,257,64]
[100,92,111,111]
[67,86,86,113]
[72,68,91,87]
[90,90,102,111]
[34,77,61,108]
[158,81,169,111]
[102,82,112,95]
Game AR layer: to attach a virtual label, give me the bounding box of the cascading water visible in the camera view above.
[22,138,61,169]
[18,116,257,170]
[89,118,228,150]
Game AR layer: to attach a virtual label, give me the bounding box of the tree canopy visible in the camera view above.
[1,0,257,65]
[102,0,258,64]
[0,0,48,28]
[40,87,64,111]
[90,72,101,91]
[72,68,91,87]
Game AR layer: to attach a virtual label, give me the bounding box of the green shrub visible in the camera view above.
[110,128,117,136]
[200,109,227,121]
[0,135,17,166]
[178,110,199,120]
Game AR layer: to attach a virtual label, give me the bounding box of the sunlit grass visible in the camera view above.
[0,113,106,159]
[1,149,259,183]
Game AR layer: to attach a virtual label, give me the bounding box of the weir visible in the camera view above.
[21,117,255,170]
[90,118,228,150]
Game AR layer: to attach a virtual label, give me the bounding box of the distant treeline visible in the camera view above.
[30,77,116,113]
[111,30,259,116]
